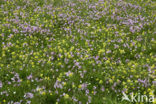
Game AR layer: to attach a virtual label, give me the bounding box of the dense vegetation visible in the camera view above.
[0,0,156,103]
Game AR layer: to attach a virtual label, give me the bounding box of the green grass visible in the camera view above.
[0,0,156,103]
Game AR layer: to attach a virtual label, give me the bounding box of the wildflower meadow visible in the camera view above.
[1,0,156,103]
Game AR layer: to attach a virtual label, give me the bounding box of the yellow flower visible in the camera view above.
[35,55,38,59]
[151,64,155,69]
[45,77,50,80]
[91,91,94,94]
[0,64,4,67]
[98,49,105,55]
[99,80,103,84]
[58,62,62,66]
[69,73,73,77]
[64,94,69,99]
[78,85,82,89]
[122,81,126,85]
[109,79,113,83]
[153,98,156,104]
[63,82,67,86]
[119,49,125,54]
[62,40,66,44]
[40,74,43,77]
[50,92,52,95]
[11,52,16,55]
[46,37,49,41]
[127,79,131,83]
[3,99,6,102]
[57,78,61,82]
[112,76,115,79]
[59,49,63,53]
[96,78,99,81]
[72,84,75,88]
[70,46,74,51]
[67,53,71,58]
[85,55,89,58]
[105,60,110,64]
[42,92,46,95]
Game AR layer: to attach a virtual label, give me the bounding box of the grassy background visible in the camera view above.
[0,0,156,103]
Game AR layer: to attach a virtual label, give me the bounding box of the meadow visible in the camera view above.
[0,0,156,103]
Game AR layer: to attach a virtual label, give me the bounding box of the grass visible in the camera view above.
[0,0,156,103]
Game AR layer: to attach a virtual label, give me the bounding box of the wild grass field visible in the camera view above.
[0,0,156,103]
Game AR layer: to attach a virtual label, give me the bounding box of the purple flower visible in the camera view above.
[27,74,33,80]
[54,80,63,89]
[0,81,2,88]
[130,26,135,33]
[14,102,21,104]
[24,93,34,99]
[80,83,88,90]
[101,86,105,92]
[26,101,31,104]
[152,81,156,86]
